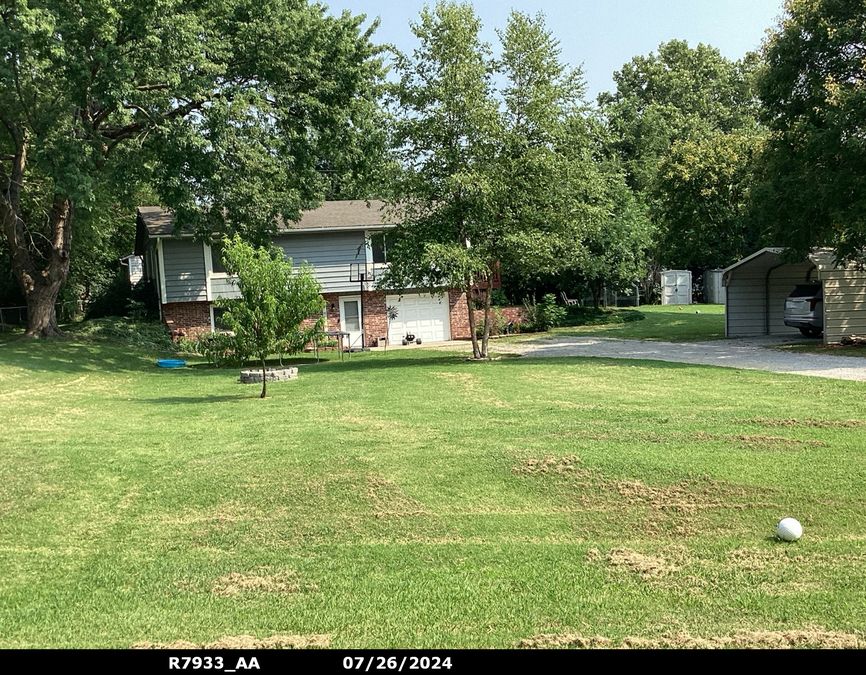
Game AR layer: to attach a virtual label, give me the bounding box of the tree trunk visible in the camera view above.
[465,284,481,359]
[1,138,73,338]
[591,282,602,310]
[260,357,267,398]
[480,282,492,359]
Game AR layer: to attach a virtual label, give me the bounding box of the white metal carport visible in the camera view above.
[723,248,866,343]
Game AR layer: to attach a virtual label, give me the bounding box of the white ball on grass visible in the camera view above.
[695,310,701,314]
[776,518,803,542]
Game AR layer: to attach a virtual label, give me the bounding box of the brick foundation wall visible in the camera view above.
[473,305,528,327]
[449,289,471,339]
[362,291,388,347]
[321,293,342,332]
[162,301,212,340]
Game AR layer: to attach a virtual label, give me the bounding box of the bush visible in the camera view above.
[523,294,566,332]
[180,332,242,368]
[70,317,177,353]
[85,273,160,321]
[475,308,509,338]
[491,288,510,307]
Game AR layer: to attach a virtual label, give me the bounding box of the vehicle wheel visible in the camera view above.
[416,338,422,345]
[401,339,408,346]
[799,327,823,338]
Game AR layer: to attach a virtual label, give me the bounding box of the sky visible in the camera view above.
[329,0,787,101]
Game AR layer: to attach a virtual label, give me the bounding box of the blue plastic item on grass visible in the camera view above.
[157,359,186,368]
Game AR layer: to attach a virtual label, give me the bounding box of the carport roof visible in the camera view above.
[722,248,784,275]
[722,247,835,280]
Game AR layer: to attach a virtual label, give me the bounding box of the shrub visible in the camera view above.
[185,332,242,368]
[475,308,509,338]
[70,317,177,353]
[491,288,510,307]
[523,294,566,332]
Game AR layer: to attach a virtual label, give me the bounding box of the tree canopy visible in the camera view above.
[381,3,594,358]
[754,0,866,263]
[600,40,762,274]
[0,0,384,336]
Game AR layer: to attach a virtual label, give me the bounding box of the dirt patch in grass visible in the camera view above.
[517,461,776,538]
[519,628,862,649]
[432,371,510,408]
[733,435,828,449]
[728,547,796,571]
[133,634,331,649]
[614,476,770,515]
[212,570,316,596]
[606,548,679,579]
[365,474,433,519]
[513,455,582,475]
[735,417,864,429]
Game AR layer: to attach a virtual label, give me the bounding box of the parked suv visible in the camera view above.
[784,284,823,338]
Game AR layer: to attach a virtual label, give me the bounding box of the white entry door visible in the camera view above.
[339,296,364,349]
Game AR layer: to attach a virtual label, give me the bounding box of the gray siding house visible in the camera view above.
[135,201,472,348]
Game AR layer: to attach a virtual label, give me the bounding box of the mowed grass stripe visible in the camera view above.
[0,336,865,647]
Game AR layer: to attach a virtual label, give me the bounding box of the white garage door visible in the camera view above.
[386,293,451,343]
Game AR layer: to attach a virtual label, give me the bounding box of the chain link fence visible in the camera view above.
[0,302,80,331]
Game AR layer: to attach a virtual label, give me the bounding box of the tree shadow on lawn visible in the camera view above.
[132,394,255,405]
[0,339,164,374]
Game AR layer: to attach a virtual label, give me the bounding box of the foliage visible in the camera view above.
[754,0,866,263]
[179,332,242,368]
[475,307,508,338]
[490,289,510,307]
[85,274,159,321]
[0,0,385,337]
[563,164,653,309]
[600,40,762,273]
[381,4,593,358]
[68,317,177,353]
[653,131,764,270]
[215,235,325,397]
[523,293,566,332]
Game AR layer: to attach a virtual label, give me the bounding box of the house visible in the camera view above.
[134,200,472,348]
[723,247,866,343]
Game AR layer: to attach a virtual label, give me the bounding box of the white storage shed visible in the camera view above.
[660,270,692,305]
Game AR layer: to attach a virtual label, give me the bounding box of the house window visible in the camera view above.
[371,234,387,264]
[211,242,227,274]
[211,306,231,332]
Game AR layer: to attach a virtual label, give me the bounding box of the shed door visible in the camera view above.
[661,270,692,305]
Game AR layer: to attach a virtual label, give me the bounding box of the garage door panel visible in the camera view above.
[386,293,450,343]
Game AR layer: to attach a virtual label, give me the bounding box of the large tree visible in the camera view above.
[0,0,383,337]
[654,131,763,270]
[600,40,761,272]
[754,0,866,263]
[381,4,589,359]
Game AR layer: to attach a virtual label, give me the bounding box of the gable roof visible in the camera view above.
[136,200,393,239]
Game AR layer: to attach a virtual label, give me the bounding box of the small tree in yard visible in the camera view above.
[216,235,324,398]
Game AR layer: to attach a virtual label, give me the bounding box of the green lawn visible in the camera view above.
[1,330,865,649]
[551,303,726,342]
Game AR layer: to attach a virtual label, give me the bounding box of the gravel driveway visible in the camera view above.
[502,336,866,382]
